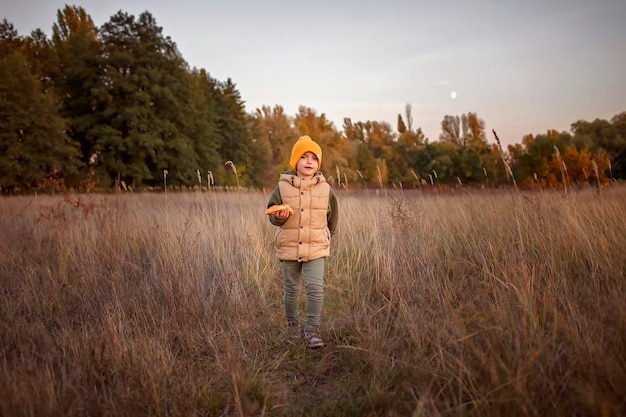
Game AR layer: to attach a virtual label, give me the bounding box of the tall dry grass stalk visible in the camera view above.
[553,146,568,195]
[224,161,245,228]
[493,129,525,256]
[592,160,601,190]
[1,187,625,416]
[410,169,419,189]
[207,170,217,213]
[492,129,518,194]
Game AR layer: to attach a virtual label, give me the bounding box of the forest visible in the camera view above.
[1,5,625,193]
[2,6,626,416]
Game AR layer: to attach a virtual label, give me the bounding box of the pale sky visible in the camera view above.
[3,0,626,146]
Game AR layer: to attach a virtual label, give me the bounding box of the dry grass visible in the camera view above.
[1,186,625,416]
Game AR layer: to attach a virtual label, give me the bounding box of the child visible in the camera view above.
[266,135,339,348]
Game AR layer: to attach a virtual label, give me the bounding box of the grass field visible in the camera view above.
[1,186,625,416]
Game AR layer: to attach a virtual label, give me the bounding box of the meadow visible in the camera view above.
[0,185,624,417]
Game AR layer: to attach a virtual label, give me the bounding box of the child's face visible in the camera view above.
[296,151,319,179]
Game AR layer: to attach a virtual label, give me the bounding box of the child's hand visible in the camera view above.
[266,204,294,219]
[274,209,292,220]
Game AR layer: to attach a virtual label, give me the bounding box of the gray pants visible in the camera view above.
[281,258,325,328]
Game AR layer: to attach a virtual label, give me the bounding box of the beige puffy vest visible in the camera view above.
[275,173,331,262]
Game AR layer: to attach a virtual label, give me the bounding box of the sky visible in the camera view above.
[3,0,626,146]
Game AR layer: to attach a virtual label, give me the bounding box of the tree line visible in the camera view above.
[1,6,624,193]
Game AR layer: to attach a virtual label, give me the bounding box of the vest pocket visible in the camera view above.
[275,228,297,250]
[310,228,330,246]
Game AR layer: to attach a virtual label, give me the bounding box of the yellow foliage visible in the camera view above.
[547,146,609,188]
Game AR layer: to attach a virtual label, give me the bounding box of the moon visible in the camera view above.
[451,91,457,99]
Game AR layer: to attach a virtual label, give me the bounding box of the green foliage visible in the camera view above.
[87,11,200,187]
[50,6,104,171]
[424,141,456,182]
[0,50,81,190]
[214,78,257,187]
[509,130,570,185]
[186,69,222,185]
[1,9,234,190]
[355,143,377,183]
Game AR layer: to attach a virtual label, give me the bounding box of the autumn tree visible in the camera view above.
[439,115,461,145]
[342,118,366,143]
[546,146,609,188]
[437,112,490,183]
[294,106,347,181]
[510,130,571,187]
[251,105,297,186]
[362,120,395,160]
[571,115,626,179]
[257,105,295,164]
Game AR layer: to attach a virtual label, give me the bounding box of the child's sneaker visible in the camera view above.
[287,320,301,341]
[304,326,324,348]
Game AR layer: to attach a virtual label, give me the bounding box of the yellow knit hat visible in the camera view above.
[289,135,322,170]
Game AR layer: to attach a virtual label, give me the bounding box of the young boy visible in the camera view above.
[266,135,339,348]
